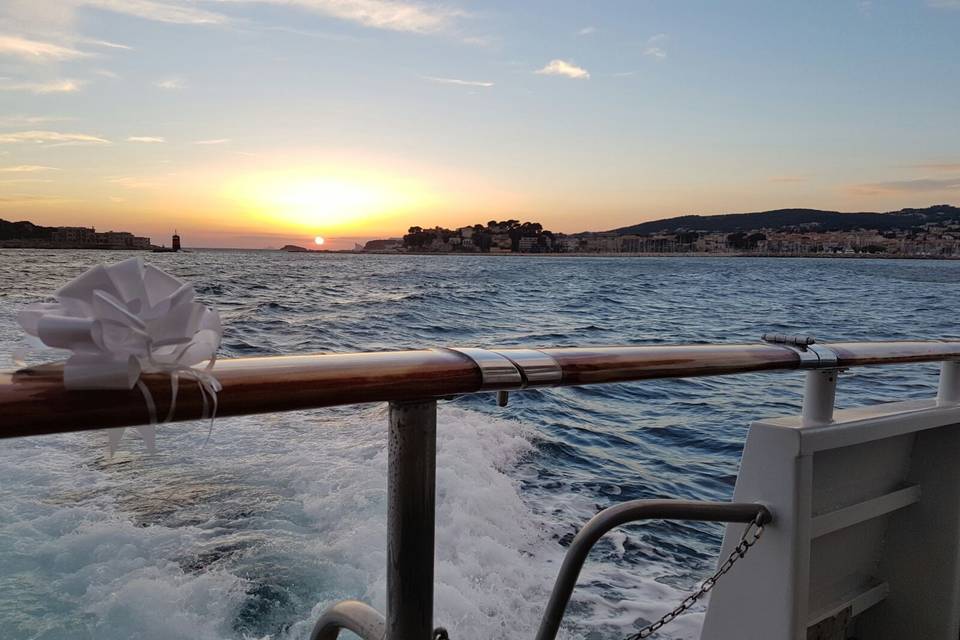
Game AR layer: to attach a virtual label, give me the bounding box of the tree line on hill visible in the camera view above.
[404,219,555,252]
[609,205,960,235]
[0,219,55,241]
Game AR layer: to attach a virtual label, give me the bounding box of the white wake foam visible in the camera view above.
[0,406,704,640]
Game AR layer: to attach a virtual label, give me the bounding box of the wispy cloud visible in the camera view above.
[0,130,110,145]
[194,138,231,145]
[643,33,668,59]
[127,136,165,143]
[0,177,54,184]
[535,59,590,80]
[155,76,185,89]
[0,79,83,94]
[0,35,89,63]
[0,115,74,127]
[81,0,229,25]
[272,0,465,34]
[107,175,164,188]
[577,26,596,36]
[611,70,637,77]
[850,177,960,195]
[84,38,133,50]
[423,75,493,87]
[0,164,59,172]
[907,163,960,172]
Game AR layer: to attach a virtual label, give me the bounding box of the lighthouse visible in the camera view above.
[172,231,181,252]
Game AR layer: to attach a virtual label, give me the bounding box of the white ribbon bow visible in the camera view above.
[17,257,222,453]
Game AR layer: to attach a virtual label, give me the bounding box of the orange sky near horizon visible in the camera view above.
[2,2,958,249]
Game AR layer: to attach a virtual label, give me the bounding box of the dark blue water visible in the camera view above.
[1,250,957,640]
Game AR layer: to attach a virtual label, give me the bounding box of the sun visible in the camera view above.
[314,236,325,246]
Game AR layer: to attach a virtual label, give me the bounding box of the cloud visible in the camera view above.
[850,177,960,195]
[423,75,493,87]
[0,115,73,127]
[643,33,668,59]
[155,76,185,89]
[611,70,637,77]
[194,138,231,144]
[907,163,960,172]
[0,164,59,172]
[84,38,133,50]
[0,130,110,145]
[0,35,89,63]
[535,59,590,80]
[127,136,165,143]
[577,26,596,36]
[0,177,54,184]
[81,0,228,25]
[270,0,465,34]
[107,175,163,188]
[0,79,83,93]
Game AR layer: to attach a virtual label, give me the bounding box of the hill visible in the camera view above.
[0,219,55,241]
[608,205,960,235]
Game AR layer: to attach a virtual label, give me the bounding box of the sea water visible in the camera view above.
[1,250,958,640]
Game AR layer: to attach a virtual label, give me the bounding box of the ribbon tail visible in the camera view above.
[165,371,180,423]
[134,379,158,454]
[202,378,219,447]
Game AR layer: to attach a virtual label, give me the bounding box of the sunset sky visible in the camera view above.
[1,1,959,249]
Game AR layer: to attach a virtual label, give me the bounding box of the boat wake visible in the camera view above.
[0,406,702,640]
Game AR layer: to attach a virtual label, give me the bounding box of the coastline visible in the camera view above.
[3,245,956,260]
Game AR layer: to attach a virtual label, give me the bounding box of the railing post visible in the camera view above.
[938,361,960,406]
[802,369,838,426]
[387,399,437,640]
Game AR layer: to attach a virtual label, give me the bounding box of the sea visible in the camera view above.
[1,249,958,640]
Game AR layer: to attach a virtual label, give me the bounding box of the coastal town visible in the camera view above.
[0,220,154,250]
[3,204,959,257]
[362,205,960,258]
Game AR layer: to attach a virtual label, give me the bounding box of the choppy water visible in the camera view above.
[1,249,958,640]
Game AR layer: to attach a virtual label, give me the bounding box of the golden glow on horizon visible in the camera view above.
[225,169,432,235]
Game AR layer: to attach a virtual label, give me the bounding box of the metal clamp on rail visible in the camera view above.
[761,333,839,369]
[441,347,562,406]
[441,347,562,390]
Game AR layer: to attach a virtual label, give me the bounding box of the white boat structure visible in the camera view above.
[2,335,959,639]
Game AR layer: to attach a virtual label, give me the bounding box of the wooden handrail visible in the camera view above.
[1,340,958,438]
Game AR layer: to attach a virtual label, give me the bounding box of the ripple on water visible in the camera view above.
[0,250,957,639]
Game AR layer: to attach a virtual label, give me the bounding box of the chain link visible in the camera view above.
[624,513,766,640]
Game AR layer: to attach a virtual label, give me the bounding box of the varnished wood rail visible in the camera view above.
[1,340,958,438]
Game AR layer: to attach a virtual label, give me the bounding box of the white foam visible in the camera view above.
[0,406,704,640]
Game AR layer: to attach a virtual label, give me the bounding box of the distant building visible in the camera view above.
[52,226,97,245]
[50,226,151,249]
[518,236,538,252]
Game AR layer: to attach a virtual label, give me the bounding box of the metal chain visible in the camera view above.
[624,513,767,640]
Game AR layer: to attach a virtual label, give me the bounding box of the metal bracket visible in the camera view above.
[761,333,839,369]
[441,347,562,391]
[493,348,563,387]
[441,347,523,389]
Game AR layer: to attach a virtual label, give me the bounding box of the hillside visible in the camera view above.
[608,205,960,235]
[0,219,55,241]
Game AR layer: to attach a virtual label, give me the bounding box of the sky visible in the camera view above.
[1,0,959,249]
